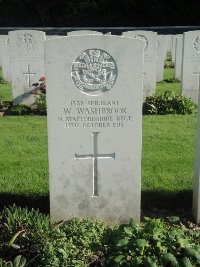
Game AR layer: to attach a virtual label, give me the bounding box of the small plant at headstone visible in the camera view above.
[0,77,7,84]
[143,91,197,115]
[32,77,46,114]
[0,205,200,266]
[5,105,32,116]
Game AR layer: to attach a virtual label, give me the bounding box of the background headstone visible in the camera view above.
[181,30,200,103]
[9,30,46,105]
[122,30,157,98]
[45,35,143,223]
[1,35,12,82]
[0,35,7,67]
[156,35,167,82]
[175,36,183,81]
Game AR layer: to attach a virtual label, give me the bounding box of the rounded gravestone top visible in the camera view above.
[135,35,148,51]
[71,49,117,96]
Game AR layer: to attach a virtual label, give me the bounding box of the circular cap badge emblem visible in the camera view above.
[71,49,117,96]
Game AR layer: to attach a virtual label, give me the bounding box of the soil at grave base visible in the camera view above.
[142,207,200,231]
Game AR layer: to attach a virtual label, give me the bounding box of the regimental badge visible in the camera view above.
[71,49,117,96]
[17,34,36,54]
[193,35,200,52]
[135,35,148,51]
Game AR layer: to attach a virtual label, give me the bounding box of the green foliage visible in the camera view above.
[105,217,200,267]
[32,77,46,114]
[5,105,32,116]
[0,206,200,267]
[143,91,197,115]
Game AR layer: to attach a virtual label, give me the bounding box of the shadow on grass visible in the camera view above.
[0,193,50,214]
[142,189,192,209]
[0,190,193,218]
[142,189,194,220]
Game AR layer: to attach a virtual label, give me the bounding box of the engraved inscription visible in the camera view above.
[58,99,133,129]
[135,35,148,51]
[193,35,200,52]
[17,34,36,53]
[71,49,117,96]
[75,132,115,196]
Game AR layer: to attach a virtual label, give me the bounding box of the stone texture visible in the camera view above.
[175,36,183,81]
[122,30,157,98]
[156,35,167,82]
[181,31,200,103]
[1,35,12,82]
[45,35,143,223]
[172,34,182,65]
[9,30,46,105]
[0,35,7,67]
[193,91,200,224]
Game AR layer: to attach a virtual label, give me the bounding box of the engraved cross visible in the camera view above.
[75,132,115,197]
[22,65,36,87]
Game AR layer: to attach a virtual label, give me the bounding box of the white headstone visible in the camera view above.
[165,34,173,53]
[156,35,167,82]
[175,36,183,81]
[122,30,157,98]
[193,86,200,224]
[181,31,200,103]
[9,30,46,105]
[0,35,7,67]
[45,35,143,223]
[67,30,103,36]
[172,34,182,65]
[1,35,12,82]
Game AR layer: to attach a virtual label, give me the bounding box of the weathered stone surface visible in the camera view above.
[156,35,167,82]
[181,31,200,103]
[9,30,46,105]
[45,35,143,223]
[175,36,183,81]
[193,91,200,224]
[1,35,12,82]
[122,30,157,98]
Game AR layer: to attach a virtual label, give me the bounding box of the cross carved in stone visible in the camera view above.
[22,65,36,87]
[75,132,115,197]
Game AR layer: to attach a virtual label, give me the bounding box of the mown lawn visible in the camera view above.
[0,65,197,213]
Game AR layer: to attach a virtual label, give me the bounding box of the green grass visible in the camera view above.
[142,115,196,209]
[0,115,196,212]
[0,64,196,213]
[0,116,49,211]
[0,68,12,101]
[156,68,181,96]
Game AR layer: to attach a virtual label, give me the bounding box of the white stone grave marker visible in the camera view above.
[1,35,12,82]
[193,77,200,224]
[122,30,157,98]
[156,35,167,82]
[175,36,183,81]
[181,31,200,103]
[45,35,143,223]
[9,30,46,105]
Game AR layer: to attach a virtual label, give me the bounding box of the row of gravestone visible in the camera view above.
[0,30,173,105]
[0,30,200,224]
